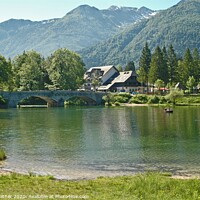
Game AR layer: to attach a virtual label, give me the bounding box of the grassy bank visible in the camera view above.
[0,173,200,199]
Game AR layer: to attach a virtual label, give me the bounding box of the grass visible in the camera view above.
[0,172,200,199]
[0,149,6,161]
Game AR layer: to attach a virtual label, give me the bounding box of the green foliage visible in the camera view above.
[165,89,184,105]
[113,93,132,103]
[0,55,12,90]
[124,61,135,71]
[147,95,160,104]
[0,149,6,161]
[12,51,45,91]
[129,94,149,104]
[176,95,200,105]
[1,172,200,200]
[114,102,121,106]
[45,48,85,90]
[168,44,178,84]
[186,76,196,93]
[137,42,151,84]
[102,93,114,105]
[154,79,165,90]
[64,97,88,106]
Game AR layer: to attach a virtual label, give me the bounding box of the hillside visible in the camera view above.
[0,5,155,58]
[80,0,200,68]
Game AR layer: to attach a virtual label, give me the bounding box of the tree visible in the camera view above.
[0,55,12,90]
[165,89,184,105]
[12,51,44,91]
[148,46,167,84]
[116,65,123,72]
[167,45,178,84]
[186,76,196,94]
[46,48,85,90]
[192,48,200,84]
[177,48,193,88]
[155,79,165,90]
[124,61,135,71]
[137,42,151,90]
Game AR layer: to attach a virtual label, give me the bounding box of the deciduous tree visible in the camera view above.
[46,48,85,90]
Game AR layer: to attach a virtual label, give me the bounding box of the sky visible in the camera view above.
[0,0,181,22]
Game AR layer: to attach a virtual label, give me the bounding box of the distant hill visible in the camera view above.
[0,5,155,58]
[80,0,200,68]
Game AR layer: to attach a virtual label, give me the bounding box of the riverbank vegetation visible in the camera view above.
[0,149,6,161]
[103,91,200,106]
[0,172,200,199]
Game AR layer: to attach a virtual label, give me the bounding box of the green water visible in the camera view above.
[0,106,200,179]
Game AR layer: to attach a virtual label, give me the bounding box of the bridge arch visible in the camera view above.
[18,95,58,107]
[64,96,97,106]
[0,91,105,108]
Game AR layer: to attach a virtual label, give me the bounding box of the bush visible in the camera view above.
[129,94,149,104]
[0,149,6,161]
[159,96,168,104]
[114,102,121,106]
[147,95,160,104]
[113,93,132,103]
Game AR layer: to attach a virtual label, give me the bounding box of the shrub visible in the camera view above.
[129,94,149,104]
[159,96,168,104]
[0,149,6,161]
[147,95,160,104]
[114,102,121,106]
[113,93,132,103]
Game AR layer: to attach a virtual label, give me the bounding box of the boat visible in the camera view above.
[164,108,173,113]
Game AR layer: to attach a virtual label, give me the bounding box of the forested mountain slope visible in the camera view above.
[80,0,200,68]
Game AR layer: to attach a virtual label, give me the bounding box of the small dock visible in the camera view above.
[17,105,48,108]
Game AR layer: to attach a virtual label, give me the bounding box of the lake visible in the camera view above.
[0,106,200,179]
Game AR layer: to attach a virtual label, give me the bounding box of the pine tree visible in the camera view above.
[124,61,135,71]
[177,48,193,88]
[167,45,178,85]
[192,48,200,83]
[148,46,165,84]
[161,46,168,84]
[137,42,151,89]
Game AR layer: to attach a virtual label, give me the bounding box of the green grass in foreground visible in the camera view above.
[0,173,200,199]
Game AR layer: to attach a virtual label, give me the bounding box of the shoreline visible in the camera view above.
[0,167,199,180]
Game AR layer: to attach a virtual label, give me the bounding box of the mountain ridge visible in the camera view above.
[80,0,200,68]
[0,5,156,58]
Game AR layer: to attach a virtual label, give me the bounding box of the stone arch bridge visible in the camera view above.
[0,91,106,108]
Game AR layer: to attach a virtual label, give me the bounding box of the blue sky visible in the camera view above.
[0,0,181,22]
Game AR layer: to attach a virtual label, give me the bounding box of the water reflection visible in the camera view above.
[0,106,200,179]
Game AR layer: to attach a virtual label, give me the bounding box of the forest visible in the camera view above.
[0,48,85,92]
[137,43,200,93]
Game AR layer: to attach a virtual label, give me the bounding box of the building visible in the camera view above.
[84,65,119,91]
[98,71,142,93]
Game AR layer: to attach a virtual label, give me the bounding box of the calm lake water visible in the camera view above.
[0,106,200,179]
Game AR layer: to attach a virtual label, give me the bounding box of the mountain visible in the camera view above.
[80,0,200,68]
[0,5,156,58]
